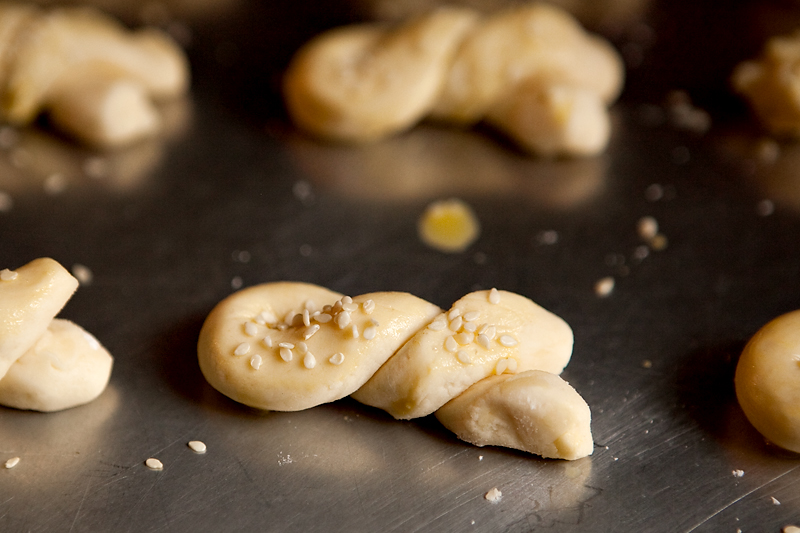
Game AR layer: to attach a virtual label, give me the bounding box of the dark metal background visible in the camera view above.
[2,1,800,531]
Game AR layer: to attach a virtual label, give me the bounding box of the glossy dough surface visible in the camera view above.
[735,310,800,453]
[197,282,441,411]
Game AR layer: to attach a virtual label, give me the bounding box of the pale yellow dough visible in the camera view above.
[351,289,573,419]
[0,257,78,380]
[197,282,441,411]
[436,370,593,460]
[735,310,800,453]
[0,319,113,412]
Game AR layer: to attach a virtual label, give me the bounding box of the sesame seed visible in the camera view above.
[462,321,477,332]
[448,308,462,320]
[342,302,358,312]
[255,311,276,325]
[457,351,471,364]
[234,343,250,356]
[278,342,294,349]
[304,299,316,312]
[477,334,491,349]
[188,441,207,454]
[284,311,296,325]
[362,300,376,314]
[455,332,473,345]
[342,296,353,304]
[329,352,345,365]
[594,277,615,297]
[250,354,262,370]
[296,341,308,355]
[4,457,20,469]
[315,313,332,323]
[0,269,18,281]
[336,311,351,329]
[484,326,496,340]
[428,317,447,331]
[449,316,463,331]
[145,458,163,470]
[363,325,377,340]
[463,311,480,322]
[302,309,311,327]
[304,324,320,339]
[444,336,458,352]
[303,352,317,369]
[772,496,781,505]
[495,359,508,375]
[244,322,258,336]
[498,335,518,347]
[506,358,518,373]
[280,347,293,362]
[489,288,501,304]
[291,314,304,327]
[332,301,343,312]
[350,324,359,338]
[263,336,273,348]
[477,323,488,334]
[323,304,332,313]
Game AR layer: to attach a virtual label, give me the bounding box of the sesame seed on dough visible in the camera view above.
[145,458,163,470]
[4,457,20,469]
[188,441,207,454]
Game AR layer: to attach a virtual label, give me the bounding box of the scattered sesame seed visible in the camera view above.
[302,309,311,327]
[263,336,273,348]
[362,300,375,314]
[280,347,293,362]
[732,469,744,478]
[244,322,258,336]
[315,313,332,323]
[145,458,163,471]
[291,314,304,327]
[342,296,353,304]
[428,317,447,331]
[595,277,615,297]
[772,496,781,505]
[498,335,518,347]
[455,332,474,345]
[336,311,351,329]
[329,352,345,365]
[304,324,320,339]
[457,351,471,364]
[488,288,500,304]
[250,354,262,370]
[477,334,491,349]
[449,316,463,331]
[445,336,459,353]
[462,321,477,332]
[284,311,297,325]
[304,299,316,312]
[234,343,250,356]
[783,526,800,533]
[303,352,317,369]
[295,341,308,355]
[350,324,359,339]
[477,323,488,334]
[484,487,502,503]
[463,311,480,322]
[506,358,518,373]
[188,441,207,454]
[278,342,295,349]
[637,216,659,240]
[0,269,18,281]
[332,301,343,313]
[484,326,496,340]
[256,311,275,325]
[363,326,377,340]
[4,457,20,469]
[342,302,358,312]
[448,308,462,320]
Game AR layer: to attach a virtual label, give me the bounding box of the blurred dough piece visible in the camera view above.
[733,31,800,137]
[0,319,113,412]
[352,289,574,419]
[436,370,593,460]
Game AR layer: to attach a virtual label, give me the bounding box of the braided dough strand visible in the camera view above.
[198,282,591,459]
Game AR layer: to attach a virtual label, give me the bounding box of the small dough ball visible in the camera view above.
[436,370,593,460]
[735,310,800,453]
[198,282,441,411]
[417,198,480,253]
[352,289,573,419]
[0,319,113,412]
[0,258,78,380]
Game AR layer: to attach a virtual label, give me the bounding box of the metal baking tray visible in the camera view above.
[2,1,800,531]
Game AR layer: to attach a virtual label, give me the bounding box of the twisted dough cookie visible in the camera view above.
[198,282,593,460]
[0,3,189,147]
[0,258,113,411]
[283,3,623,157]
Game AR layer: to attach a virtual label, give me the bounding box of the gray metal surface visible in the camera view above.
[2,1,800,532]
